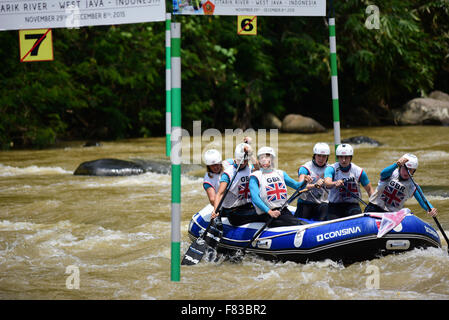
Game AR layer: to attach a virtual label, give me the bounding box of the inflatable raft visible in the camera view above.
[187,204,441,264]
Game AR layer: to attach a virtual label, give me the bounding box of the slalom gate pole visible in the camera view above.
[165,13,172,157]
[170,22,181,282]
[329,15,341,160]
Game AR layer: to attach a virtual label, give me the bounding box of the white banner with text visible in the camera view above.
[173,0,326,16]
[0,0,166,31]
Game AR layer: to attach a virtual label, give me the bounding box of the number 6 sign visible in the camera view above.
[19,29,54,62]
[237,16,257,36]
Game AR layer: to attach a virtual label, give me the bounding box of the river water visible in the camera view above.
[1,126,448,300]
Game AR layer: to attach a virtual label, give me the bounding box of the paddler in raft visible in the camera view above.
[364,153,438,217]
[202,136,254,206]
[211,142,259,226]
[249,146,307,227]
[294,142,331,221]
[324,143,374,220]
[202,149,233,206]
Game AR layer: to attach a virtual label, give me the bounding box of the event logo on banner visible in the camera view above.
[173,0,326,16]
[0,0,166,31]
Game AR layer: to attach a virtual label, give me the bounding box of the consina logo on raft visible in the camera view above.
[316,226,362,242]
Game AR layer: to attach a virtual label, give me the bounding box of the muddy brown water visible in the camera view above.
[1,126,448,299]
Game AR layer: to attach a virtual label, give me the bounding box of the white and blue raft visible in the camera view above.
[185,205,441,265]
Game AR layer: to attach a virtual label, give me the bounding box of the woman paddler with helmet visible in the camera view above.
[294,142,331,221]
[202,149,234,206]
[364,154,438,217]
[210,142,258,226]
[249,146,307,227]
[324,143,374,220]
[202,136,253,206]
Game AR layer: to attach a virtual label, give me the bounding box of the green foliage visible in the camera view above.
[0,23,165,148]
[0,0,448,149]
[335,0,449,124]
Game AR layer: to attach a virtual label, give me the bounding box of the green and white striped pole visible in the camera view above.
[170,22,181,282]
[329,17,341,159]
[165,13,171,157]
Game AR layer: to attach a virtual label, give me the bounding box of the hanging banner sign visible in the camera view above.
[0,0,166,31]
[173,0,325,16]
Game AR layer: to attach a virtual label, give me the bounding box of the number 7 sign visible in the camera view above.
[19,29,54,62]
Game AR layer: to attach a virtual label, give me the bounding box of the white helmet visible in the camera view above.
[257,146,276,158]
[257,146,276,171]
[336,144,354,156]
[313,143,330,155]
[403,153,418,170]
[234,143,250,161]
[203,149,222,166]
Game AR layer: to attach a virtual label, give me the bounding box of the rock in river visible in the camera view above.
[281,114,326,133]
[74,158,204,176]
[394,97,449,125]
[341,136,382,146]
[74,158,145,176]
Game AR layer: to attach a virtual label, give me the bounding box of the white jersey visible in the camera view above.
[251,169,288,214]
[203,172,220,192]
[203,158,235,192]
[221,164,252,209]
[369,168,416,211]
[328,163,364,203]
[298,161,329,204]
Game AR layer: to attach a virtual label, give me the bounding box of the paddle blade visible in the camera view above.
[181,237,207,265]
[181,218,223,266]
[377,208,409,238]
[204,218,223,249]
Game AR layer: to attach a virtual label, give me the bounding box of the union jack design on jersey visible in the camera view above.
[266,182,287,202]
[238,182,251,200]
[339,181,358,200]
[380,185,405,208]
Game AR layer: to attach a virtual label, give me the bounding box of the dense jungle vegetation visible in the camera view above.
[0,0,448,149]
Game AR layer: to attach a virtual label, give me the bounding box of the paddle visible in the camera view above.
[181,153,248,265]
[404,166,449,253]
[341,182,368,206]
[231,186,310,261]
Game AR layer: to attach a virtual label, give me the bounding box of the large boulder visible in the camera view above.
[74,158,204,176]
[281,114,326,133]
[429,90,449,103]
[74,158,146,176]
[263,113,282,129]
[131,158,203,175]
[394,97,449,125]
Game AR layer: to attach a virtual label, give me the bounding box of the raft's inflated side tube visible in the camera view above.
[74,158,145,176]
[188,205,441,265]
